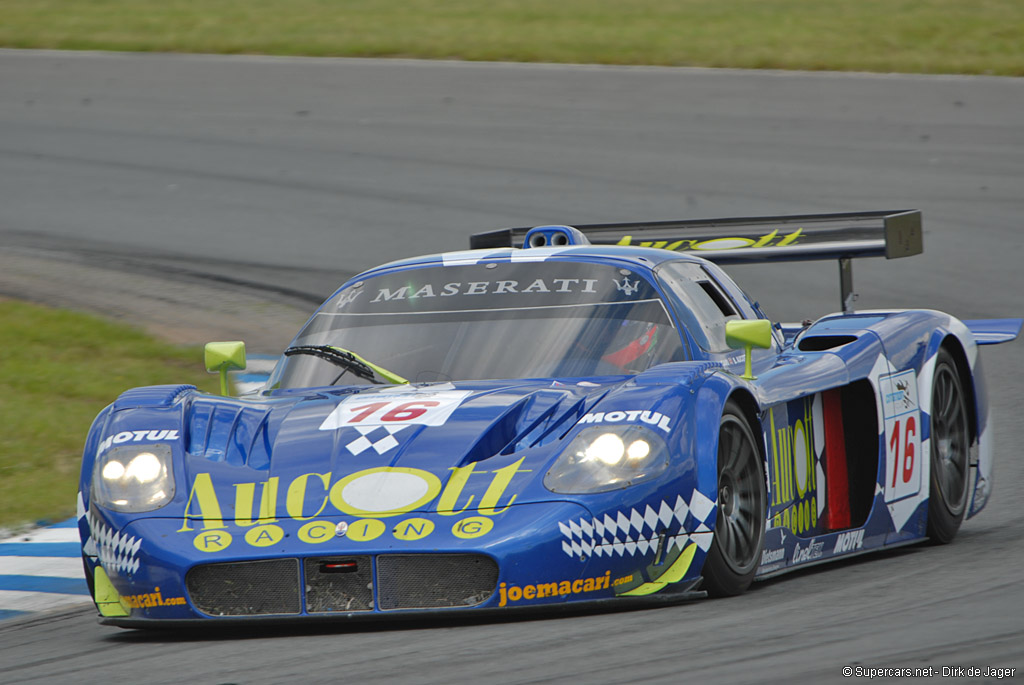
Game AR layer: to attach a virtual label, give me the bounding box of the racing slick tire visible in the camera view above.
[703,400,767,597]
[926,347,971,544]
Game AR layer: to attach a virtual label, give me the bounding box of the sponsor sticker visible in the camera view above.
[879,369,922,503]
[833,529,864,553]
[792,538,824,563]
[319,390,472,430]
[96,429,179,455]
[121,587,187,609]
[498,571,612,607]
[577,410,672,433]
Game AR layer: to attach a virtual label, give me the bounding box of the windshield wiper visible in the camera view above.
[284,345,408,385]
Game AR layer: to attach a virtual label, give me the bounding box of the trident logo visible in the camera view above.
[615,277,639,296]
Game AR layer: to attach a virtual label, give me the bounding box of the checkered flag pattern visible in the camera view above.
[345,426,408,456]
[559,491,716,559]
[86,509,142,576]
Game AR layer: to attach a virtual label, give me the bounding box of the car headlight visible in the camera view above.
[92,444,175,512]
[544,425,669,494]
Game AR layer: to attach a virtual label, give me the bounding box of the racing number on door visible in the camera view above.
[889,416,916,488]
[885,414,921,502]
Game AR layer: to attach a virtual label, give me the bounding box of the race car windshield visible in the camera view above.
[268,260,684,388]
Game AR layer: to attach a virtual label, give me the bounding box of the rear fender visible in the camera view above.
[918,320,992,518]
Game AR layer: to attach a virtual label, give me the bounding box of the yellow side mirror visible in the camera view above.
[725,320,772,381]
[205,341,247,396]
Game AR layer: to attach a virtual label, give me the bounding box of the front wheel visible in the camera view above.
[702,400,767,597]
[926,347,971,543]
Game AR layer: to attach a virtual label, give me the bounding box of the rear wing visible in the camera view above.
[470,209,922,314]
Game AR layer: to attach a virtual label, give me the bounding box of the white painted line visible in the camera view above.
[0,590,93,613]
[0,527,79,544]
[1,557,84,577]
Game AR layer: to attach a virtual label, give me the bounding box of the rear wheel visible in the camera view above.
[926,348,971,543]
[703,401,766,597]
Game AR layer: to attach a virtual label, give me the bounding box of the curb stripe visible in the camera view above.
[0,542,81,557]
[0,575,89,595]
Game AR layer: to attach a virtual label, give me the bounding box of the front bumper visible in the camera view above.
[83,500,709,624]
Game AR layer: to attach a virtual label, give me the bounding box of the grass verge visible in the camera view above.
[0,0,1022,75]
[0,300,218,530]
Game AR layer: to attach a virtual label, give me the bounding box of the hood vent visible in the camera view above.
[797,335,858,352]
[187,400,275,469]
[457,388,608,465]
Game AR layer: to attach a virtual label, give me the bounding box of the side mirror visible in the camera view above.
[725,320,772,381]
[205,341,247,396]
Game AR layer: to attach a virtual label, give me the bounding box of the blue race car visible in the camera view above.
[78,210,1022,626]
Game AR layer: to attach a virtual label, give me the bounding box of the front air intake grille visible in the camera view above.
[186,559,300,616]
[304,556,373,613]
[376,554,498,610]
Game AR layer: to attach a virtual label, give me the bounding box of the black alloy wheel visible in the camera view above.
[703,400,767,597]
[926,347,971,543]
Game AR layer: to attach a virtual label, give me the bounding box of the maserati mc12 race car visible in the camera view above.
[77,210,1022,626]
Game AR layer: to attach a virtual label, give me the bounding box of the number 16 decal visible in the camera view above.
[880,369,922,503]
[319,391,473,430]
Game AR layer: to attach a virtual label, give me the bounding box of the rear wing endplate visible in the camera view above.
[471,209,922,314]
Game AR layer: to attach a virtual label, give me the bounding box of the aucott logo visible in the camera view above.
[577,410,672,433]
[615,228,804,253]
[97,429,180,455]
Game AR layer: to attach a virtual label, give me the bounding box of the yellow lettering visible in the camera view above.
[794,419,807,498]
[751,229,779,248]
[244,524,284,548]
[523,585,536,599]
[777,227,803,246]
[436,464,478,515]
[537,582,558,598]
[805,398,816,494]
[297,520,334,544]
[178,473,225,532]
[508,586,522,602]
[286,472,331,520]
[329,467,442,518]
[583,578,595,592]
[572,579,584,593]
[558,580,571,595]
[393,517,434,541]
[477,458,529,515]
[348,519,386,541]
[770,410,781,506]
[667,239,698,252]
[233,477,279,527]
[452,516,494,539]
[193,530,232,552]
[695,237,755,250]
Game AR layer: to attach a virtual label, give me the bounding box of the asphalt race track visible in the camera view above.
[1,51,1022,684]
